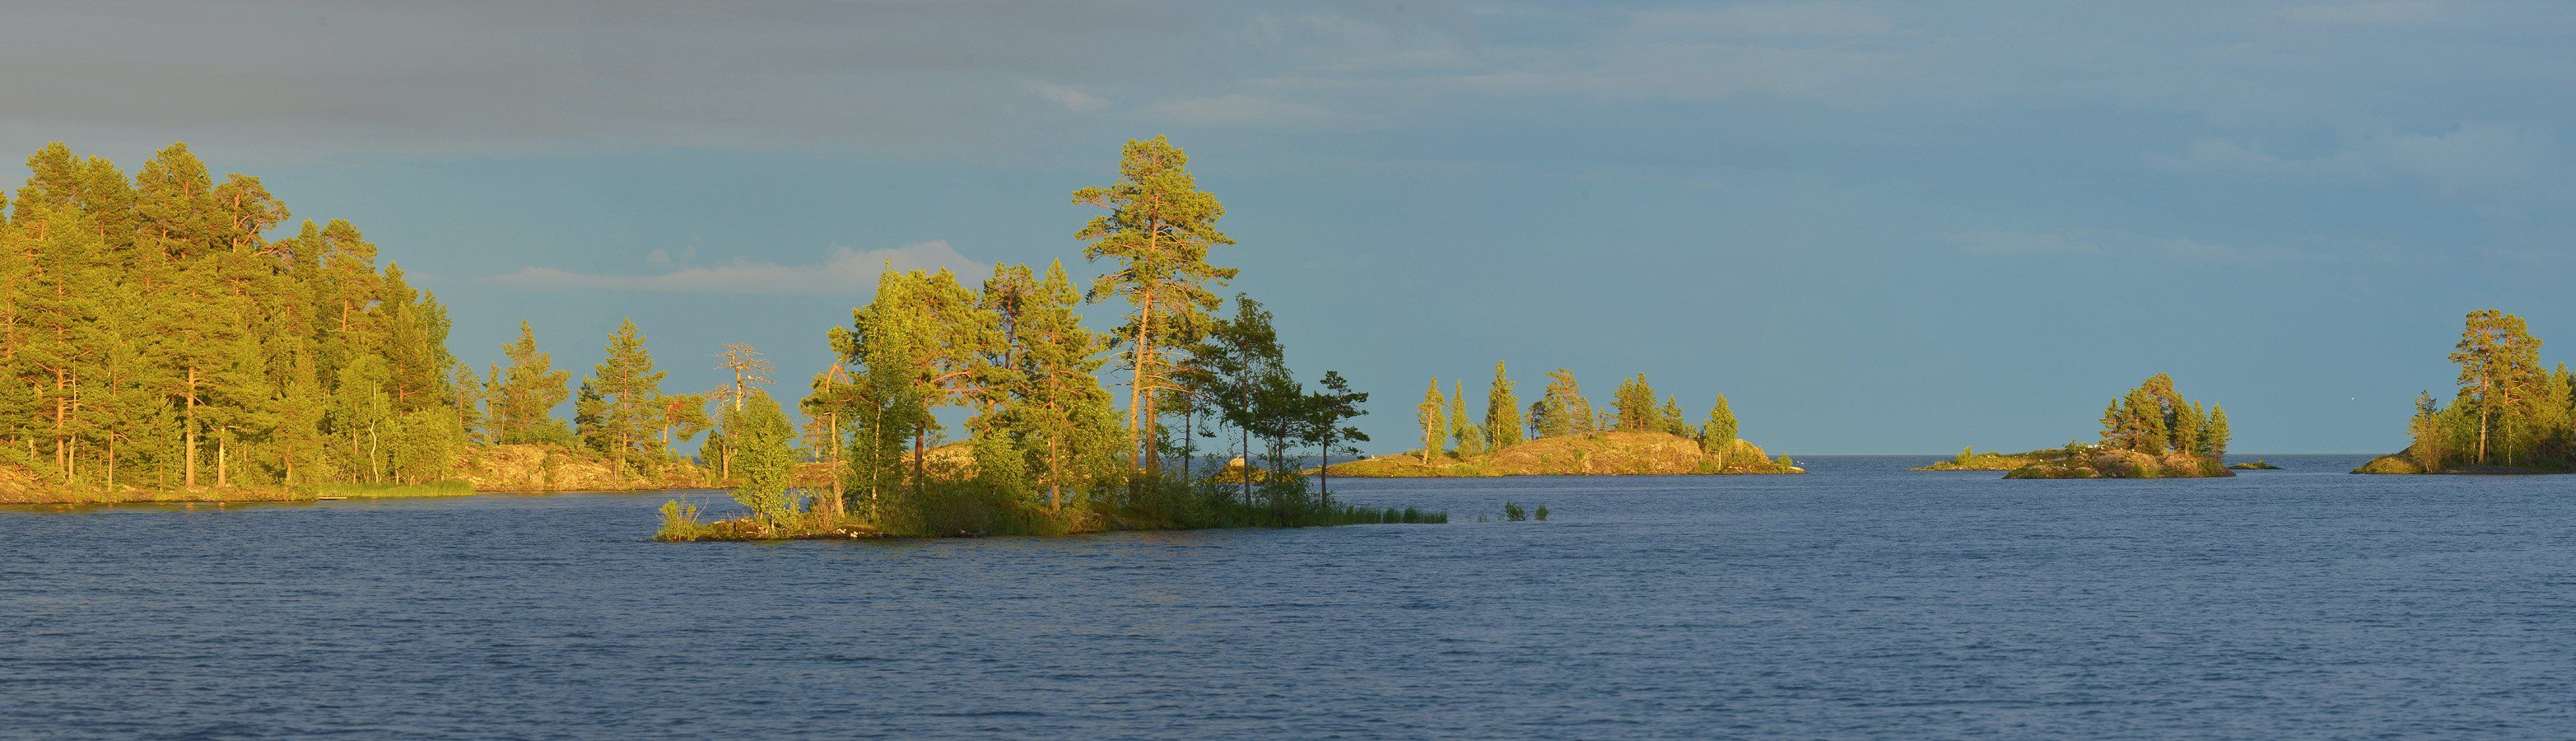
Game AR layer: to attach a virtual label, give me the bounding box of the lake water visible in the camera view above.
[7,454,2575,738]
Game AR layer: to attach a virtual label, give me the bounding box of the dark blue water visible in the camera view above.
[7,454,2575,738]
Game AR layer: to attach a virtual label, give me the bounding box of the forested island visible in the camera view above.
[0,137,1440,536]
[1926,375,2234,479]
[0,142,706,505]
[2356,310,2576,474]
[1321,368,1798,477]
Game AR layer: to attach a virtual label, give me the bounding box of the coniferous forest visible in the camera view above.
[12,136,2560,534]
[0,135,1434,535]
[2359,310,2576,473]
[0,142,472,497]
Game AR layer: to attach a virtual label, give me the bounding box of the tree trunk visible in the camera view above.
[184,366,199,489]
[1131,289,1157,473]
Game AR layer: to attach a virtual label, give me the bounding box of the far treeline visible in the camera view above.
[2361,309,2576,473]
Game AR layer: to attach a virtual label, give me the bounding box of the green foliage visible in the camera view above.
[723,392,803,529]
[654,498,710,541]
[315,480,473,498]
[1449,381,1484,457]
[1502,501,1527,521]
[1612,374,1659,431]
[1074,136,1237,473]
[1701,394,1739,453]
[1534,368,1594,438]
[1534,504,1549,521]
[1484,361,1524,450]
[491,321,573,445]
[0,142,472,498]
[2099,374,2223,459]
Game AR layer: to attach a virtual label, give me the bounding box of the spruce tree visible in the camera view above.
[2208,405,2231,459]
[1449,381,1484,458]
[490,321,572,445]
[1485,361,1523,450]
[1657,397,1689,436]
[586,318,666,465]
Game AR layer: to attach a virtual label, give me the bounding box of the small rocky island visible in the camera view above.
[1330,366,1801,478]
[1325,431,1801,477]
[1940,374,2235,479]
[2231,459,2284,470]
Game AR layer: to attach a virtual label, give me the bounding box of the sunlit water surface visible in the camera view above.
[7,454,2575,738]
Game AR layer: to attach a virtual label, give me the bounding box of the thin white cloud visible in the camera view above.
[2148,124,2572,201]
[1630,3,1901,40]
[1025,81,1111,113]
[1948,229,2318,262]
[1140,93,1348,128]
[487,241,985,296]
[1945,231,2110,257]
[2279,1,2446,25]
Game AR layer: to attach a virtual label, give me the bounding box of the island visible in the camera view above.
[1317,368,1801,478]
[0,137,1446,538]
[1912,447,2057,472]
[1323,431,1800,478]
[2231,459,2284,470]
[1942,374,2234,479]
[2355,310,2576,475]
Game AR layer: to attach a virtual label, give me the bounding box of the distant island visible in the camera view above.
[2355,310,2576,475]
[2231,459,2283,470]
[1322,368,1800,478]
[1932,375,2234,479]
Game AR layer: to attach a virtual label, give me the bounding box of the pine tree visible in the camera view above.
[490,321,571,445]
[1657,397,1689,436]
[1702,394,1738,453]
[1419,380,1446,462]
[2451,310,2545,465]
[1448,381,1483,458]
[1535,369,1593,438]
[585,319,666,466]
[1613,373,1658,431]
[1300,370,1369,499]
[1484,361,1523,451]
[989,262,1123,510]
[2208,405,2231,459]
[1073,136,1236,473]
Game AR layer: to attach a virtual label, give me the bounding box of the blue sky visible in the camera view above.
[8,1,2574,454]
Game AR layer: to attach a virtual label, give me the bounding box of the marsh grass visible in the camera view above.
[658,469,1446,541]
[314,480,477,498]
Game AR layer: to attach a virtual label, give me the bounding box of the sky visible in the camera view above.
[7,0,2574,454]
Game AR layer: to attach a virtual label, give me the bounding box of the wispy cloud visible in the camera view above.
[1947,229,2321,263]
[2148,124,2574,203]
[487,241,984,296]
[1140,93,1350,128]
[2279,1,2446,25]
[1025,81,1111,113]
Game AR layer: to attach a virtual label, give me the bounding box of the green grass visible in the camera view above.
[314,480,477,498]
